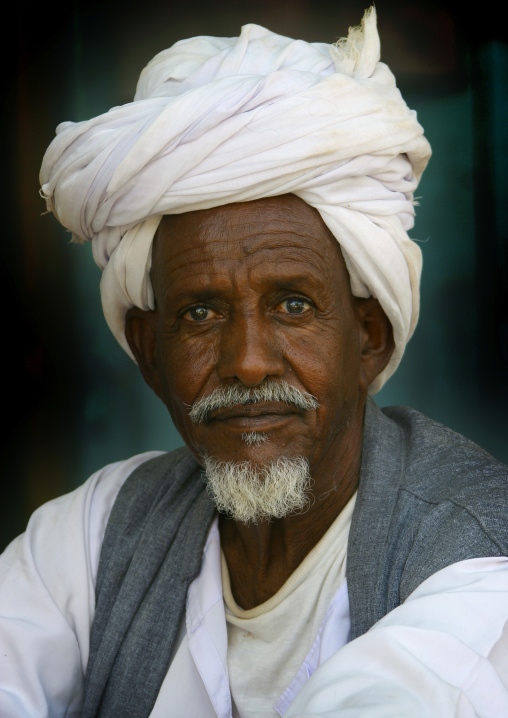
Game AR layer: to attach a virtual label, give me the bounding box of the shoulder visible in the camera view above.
[0,450,173,598]
[381,404,508,501]
[378,405,508,598]
[91,446,205,592]
[102,445,201,524]
[0,450,185,715]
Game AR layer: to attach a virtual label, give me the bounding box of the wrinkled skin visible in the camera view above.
[126,194,394,608]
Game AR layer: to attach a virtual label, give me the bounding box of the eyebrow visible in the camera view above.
[166,289,222,306]
[168,271,323,302]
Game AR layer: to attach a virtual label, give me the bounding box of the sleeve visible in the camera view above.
[0,451,163,718]
[285,557,508,718]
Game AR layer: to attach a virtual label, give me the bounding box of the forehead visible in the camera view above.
[151,194,350,294]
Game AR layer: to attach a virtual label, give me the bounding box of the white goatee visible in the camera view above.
[202,455,313,524]
[241,432,269,446]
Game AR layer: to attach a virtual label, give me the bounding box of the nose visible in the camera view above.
[217,311,285,387]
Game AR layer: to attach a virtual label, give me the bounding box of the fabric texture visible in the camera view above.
[81,398,508,718]
[286,557,508,718]
[39,8,431,392]
[2,462,507,717]
[346,401,508,639]
[222,492,355,716]
[81,448,215,718]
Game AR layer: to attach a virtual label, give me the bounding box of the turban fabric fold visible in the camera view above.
[40,7,431,392]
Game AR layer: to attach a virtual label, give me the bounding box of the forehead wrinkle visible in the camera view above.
[152,230,233,303]
[159,230,247,271]
[158,261,233,309]
[248,256,326,290]
[152,200,348,306]
[159,231,334,276]
[197,203,335,249]
[154,236,346,309]
[241,240,342,280]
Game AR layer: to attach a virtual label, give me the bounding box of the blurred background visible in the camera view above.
[1,0,507,550]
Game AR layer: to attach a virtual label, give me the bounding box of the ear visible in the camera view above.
[354,297,395,392]
[125,306,163,399]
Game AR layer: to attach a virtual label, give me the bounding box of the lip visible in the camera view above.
[208,402,301,423]
[209,413,300,432]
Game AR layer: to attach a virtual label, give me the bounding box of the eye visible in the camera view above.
[277,297,312,315]
[182,306,218,322]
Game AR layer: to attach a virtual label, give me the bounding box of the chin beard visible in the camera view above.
[201,455,313,524]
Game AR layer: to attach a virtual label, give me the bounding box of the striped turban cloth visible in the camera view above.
[40,7,431,393]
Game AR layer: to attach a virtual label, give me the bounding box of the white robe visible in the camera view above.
[0,452,507,717]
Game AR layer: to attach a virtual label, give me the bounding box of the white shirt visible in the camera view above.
[222,493,355,717]
[1,452,508,717]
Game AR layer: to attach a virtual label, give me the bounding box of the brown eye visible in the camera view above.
[279,298,311,314]
[185,306,213,321]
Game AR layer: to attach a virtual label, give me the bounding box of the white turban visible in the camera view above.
[40,7,431,393]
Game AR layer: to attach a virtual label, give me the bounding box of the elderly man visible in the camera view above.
[1,8,508,717]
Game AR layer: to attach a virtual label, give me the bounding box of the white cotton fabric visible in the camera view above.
[286,558,508,718]
[1,455,508,717]
[221,492,356,717]
[0,451,163,718]
[39,7,431,392]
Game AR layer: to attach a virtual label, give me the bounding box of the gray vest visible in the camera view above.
[82,399,508,717]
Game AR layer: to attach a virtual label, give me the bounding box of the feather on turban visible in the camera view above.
[40,7,431,393]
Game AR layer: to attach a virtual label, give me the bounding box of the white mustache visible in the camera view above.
[188,380,319,424]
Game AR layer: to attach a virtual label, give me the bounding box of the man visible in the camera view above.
[1,8,508,717]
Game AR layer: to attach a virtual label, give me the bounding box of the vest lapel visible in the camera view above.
[82,448,216,718]
[346,398,405,639]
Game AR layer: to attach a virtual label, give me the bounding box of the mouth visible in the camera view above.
[208,401,302,426]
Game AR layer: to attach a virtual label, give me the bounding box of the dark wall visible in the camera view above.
[2,0,507,550]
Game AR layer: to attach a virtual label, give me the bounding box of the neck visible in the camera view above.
[219,405,364,609]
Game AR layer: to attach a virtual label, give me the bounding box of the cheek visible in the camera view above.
[156,331,219,410]
[285,321,361,399]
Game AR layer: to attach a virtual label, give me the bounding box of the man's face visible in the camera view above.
[147,195,368,481]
